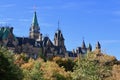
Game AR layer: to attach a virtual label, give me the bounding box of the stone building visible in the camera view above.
[66,40,93,59]
[0,11,101,59]
[0,11,66,59]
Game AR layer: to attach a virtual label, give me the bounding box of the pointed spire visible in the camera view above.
[32,11,39,27]
[81,40,86,49]
[96,41,101,49]
[88,43,92,51]
[29,11,40,39]
[58,20,60,30]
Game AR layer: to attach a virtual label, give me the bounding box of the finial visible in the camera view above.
[33,5,36,12]
[81,37,86,48]
[58,20,60,30]
[82,37,85,41]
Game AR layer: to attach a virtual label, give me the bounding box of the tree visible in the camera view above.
[72,52,111,80]
[38,48,46,61]
[53,57,75,71]
[41,61,71,80]
[0,47,23,80]
[14,53,29,67]
[21,58,44,80]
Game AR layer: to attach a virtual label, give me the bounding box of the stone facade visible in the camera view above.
[66,40,93,59]
[0,11,101,59]
[0,11,66,59]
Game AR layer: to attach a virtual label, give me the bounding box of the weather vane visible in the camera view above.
[33,5,36,12]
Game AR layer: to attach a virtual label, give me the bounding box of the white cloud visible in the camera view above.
[18,19,31,22]
[40,6,54,10]
[0,18,13,24]
[100,40,120,44]
[0,4,16,8]
[27,6,54,12]
[61,2,78,9]
[0,21,7,24]
[40,23,54,27]
[1,18,13,21]
[112,11,120,16]
[5,18,13,21]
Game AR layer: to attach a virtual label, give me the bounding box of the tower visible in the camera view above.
[95,41,101,53]
[54,21,66,54]
[96,41,101,49]
[29,11,40,40]
[87,43,92,52]
[54,20,65,47]
[81,40,87,54]
[54,29,65,47]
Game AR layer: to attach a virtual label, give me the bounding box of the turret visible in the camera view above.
[81,40,86,49]
[81,40,87,54]
[87,43,92,52]
[96,41,101,49]
[54,29,65,46]
[95,41,101,53]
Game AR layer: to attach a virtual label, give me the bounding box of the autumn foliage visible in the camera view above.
[1,47,120,80]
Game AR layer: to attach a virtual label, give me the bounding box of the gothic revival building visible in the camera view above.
[66,40,93,59]
[0,11,66,59]
[0,11,101,59]
[0,27,18,48]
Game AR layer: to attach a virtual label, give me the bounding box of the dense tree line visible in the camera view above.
[0,47,120,80]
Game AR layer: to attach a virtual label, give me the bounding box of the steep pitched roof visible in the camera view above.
[54,29,64,40]
[0,28,4,39]
[88,43,92,51]
[2,28,10,40]
[0,27,17,41]
[81,40,86,49]
[96,41,101,49]
[43,36,53,47]
[32,11,39,27]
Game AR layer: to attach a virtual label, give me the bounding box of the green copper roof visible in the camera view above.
[0,28,4,37]
[2,28,10,40]
[32,11,39,27]
[0,27,18,42]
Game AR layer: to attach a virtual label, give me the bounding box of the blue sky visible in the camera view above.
[0,0,120,59]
